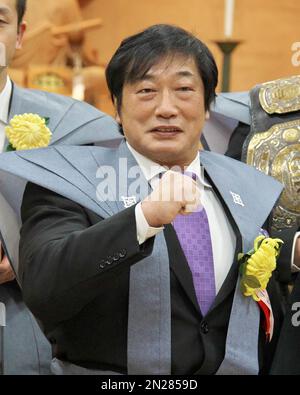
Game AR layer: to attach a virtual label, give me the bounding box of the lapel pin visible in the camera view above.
[121,196,137,208]
[230,191,245,207]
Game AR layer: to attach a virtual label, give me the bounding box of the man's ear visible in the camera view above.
[205,111,210,120]
[116,112,121,124]
[16,22,27,50]
[114,97,122,124]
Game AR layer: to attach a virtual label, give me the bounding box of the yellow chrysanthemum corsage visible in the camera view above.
[5,113,52,151]
[239,235,283,301]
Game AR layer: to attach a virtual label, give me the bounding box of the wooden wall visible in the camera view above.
[81,0,300,92]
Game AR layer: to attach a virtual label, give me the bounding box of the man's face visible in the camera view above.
[0,0,25,71]
[116,55,208,168]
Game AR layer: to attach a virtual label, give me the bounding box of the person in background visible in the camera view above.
[0,0,119,374]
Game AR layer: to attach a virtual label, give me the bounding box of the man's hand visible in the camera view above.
[294,237,300,269]
[141,171,202,227]
[0,255,16,285]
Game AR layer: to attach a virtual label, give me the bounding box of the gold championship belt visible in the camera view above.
[242,76,300,232]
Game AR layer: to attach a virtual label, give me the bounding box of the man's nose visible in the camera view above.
[155,91,178,118]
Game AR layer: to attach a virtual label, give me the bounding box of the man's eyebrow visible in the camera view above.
[176,70,195,77]
[142,70,195,80]
[140,74,155,81]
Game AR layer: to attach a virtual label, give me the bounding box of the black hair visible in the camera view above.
[106,24,218,115]
[16,0,26,25]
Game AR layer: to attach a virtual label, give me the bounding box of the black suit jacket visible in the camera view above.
[270,226,300,376]
[271,275,300,375]
[19,182,284,374]
[271,271,300,375]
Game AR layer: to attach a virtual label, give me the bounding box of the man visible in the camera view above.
[0,0,120,375]
[0,24,286,374]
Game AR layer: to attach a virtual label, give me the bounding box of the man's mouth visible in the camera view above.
[150,126,183,135]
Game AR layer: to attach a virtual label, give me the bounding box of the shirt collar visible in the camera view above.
[0,77,12,124]
[126,141,211,188]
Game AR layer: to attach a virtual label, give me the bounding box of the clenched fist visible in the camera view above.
[141,171,202,227]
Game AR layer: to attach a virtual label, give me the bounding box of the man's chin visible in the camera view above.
[149,149,187,167]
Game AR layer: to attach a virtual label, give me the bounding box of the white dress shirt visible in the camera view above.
[128,143,236,293]
[0,77,12,153]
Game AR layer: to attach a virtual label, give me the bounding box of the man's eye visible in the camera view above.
[177,87,193,92]
[138,88,155,94]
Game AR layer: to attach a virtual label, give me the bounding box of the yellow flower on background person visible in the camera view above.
[5,113,52,151]
[239,235,283,302]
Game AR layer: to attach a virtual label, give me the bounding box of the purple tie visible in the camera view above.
[173,177,216,316]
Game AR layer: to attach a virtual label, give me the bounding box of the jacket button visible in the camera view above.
[106,256,114,265]
[119,249,127,258]
[112,253,120,261]
[200,321,209,334]
[99,260,106,269]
